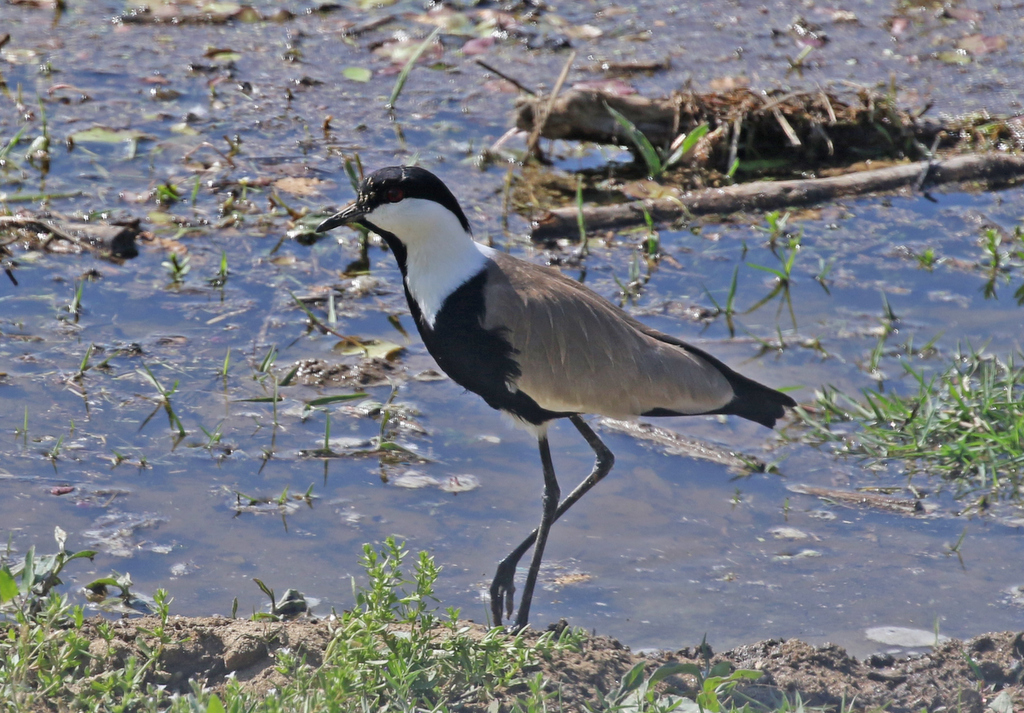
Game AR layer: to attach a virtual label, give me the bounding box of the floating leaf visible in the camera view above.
[273,177,324,196]
[305,393,369,408]
[411,8,474,35]
[565,24,602,40]
[69,127,151,144]
[935,50,971,65]
[170,122,200,136]
[956,34,1007,55]
[337,338,404,359]
[204,47,242,62]
[343,67,373,83]
[201,2,241,14]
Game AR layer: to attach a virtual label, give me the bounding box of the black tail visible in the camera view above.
[640,328,797,429]
[715,370,797,428]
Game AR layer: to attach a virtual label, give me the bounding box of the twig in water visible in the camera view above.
[526,50,576,158]
[475,59,536,95]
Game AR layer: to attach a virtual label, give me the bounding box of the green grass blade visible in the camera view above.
[387,26,442,111]
[664,122,710,168]
[603,101,662,177]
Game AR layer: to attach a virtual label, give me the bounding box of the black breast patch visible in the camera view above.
[411,270,571,426]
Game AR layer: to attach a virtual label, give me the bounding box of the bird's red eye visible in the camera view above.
[386,188,404,203]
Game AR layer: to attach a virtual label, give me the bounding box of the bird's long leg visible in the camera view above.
[490,415,615,627]
[511,434,560,631]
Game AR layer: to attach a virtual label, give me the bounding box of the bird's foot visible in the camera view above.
[489,560,518,628]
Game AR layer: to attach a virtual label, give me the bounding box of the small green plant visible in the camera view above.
[198,420,224,449]
[945,526,968,568]
[788,44,814,73]
[137,589,174,644]
[614,251,647,303]
[641,205,660,258]
[0,527,96,607]
[45,434,63,463]
[703,265,740,337]
[155,182,181,205]
[815,256,835,293]
[746,228,802,329]
[137,361,187,438]
[233,483,314,524]
[162,252,190,283]
[24,98,50,171]
[726,156,740,180]
[604,100,709,179]
[66,278,84,317]
[256,345,277,376]
[15,406,29,446]
[597,636,761,712]
[208,250,229,287]
[344,154,364,192]
[865,293,900,377]
[916,247,938,270]
[251,578,309,620]
[759,210,791,243]
[0,125,27,164]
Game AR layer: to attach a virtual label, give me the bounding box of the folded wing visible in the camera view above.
[482,254,743,421]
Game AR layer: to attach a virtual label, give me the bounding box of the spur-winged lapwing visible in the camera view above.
[317,165,796,630]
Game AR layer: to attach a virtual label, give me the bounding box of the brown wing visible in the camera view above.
[481,253,736,420]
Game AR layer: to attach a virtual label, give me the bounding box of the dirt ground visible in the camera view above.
[78,615,1021,712]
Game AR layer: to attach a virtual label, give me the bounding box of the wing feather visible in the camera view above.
[481,254,736,419]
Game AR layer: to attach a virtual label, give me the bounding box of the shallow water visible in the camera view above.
[1,0,1023,660]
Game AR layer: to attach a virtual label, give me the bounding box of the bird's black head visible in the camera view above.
[316,165,471,235]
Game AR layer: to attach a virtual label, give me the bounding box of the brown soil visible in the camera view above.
[76,615,1022,712]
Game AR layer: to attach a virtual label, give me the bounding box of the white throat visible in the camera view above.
[366,197,495,328]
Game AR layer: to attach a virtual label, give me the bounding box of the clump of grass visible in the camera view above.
[598,635,760,712]
[296,538,577,710]
[603,101,709,179]
[137,361,187,438]
[793,346,1024,502]
[1,536,584,712]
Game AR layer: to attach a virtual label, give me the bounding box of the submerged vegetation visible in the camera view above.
[794,346,1024,504]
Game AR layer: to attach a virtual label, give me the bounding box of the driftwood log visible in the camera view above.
[0,216,141,258]
[530,153,1024,242]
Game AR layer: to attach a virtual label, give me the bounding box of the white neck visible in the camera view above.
[366,197,494,328]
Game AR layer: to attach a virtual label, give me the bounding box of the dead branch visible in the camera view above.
[530,153,1024,241]
[0,216,140,258]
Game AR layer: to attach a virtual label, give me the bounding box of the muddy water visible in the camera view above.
[1,1,1023,660]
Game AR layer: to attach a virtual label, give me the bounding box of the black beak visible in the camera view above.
[316,201,367,233]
